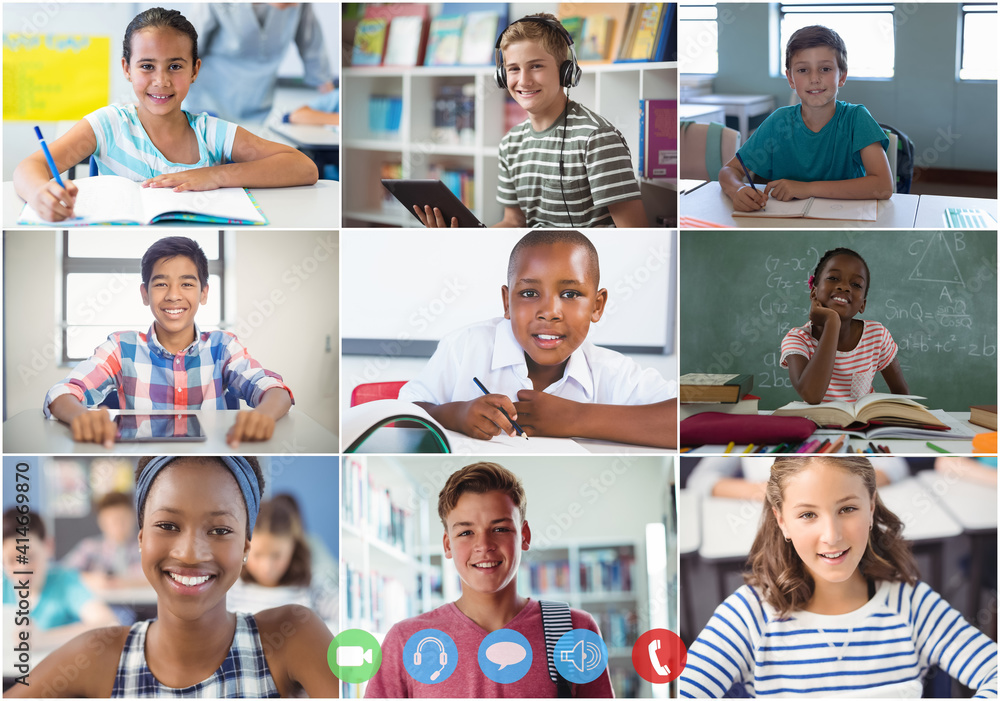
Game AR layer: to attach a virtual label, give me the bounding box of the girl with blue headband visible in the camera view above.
[6,456,339,698]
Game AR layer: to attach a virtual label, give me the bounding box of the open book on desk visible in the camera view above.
[18,175,268,225]
[807,410,977,440]
[732,196,877,221]
[342,399,590,453]
[771,393,962,438]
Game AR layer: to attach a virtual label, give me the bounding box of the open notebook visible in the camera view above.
[18,175,268,225]
[343,399,590,454]
[732,196,877,221]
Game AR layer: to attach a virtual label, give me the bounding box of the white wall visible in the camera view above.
[233,230,339,434]
[3,230,339,433]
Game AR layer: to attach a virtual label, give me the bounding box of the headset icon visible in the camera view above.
[413,636,448,681]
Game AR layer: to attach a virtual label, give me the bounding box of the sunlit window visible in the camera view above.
[62,232,224,362]
[779,3,895,79]
[960,4,997,80]
[679,2,718,74]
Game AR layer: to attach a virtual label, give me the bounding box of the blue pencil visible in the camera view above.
[34,126,66,189]
[472,377,527,439]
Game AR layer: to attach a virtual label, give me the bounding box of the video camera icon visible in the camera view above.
[553,630,608,684]
[336,645,375,667]
[328,629,382,684]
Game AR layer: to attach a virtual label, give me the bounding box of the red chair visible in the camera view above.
[350,381,408,407]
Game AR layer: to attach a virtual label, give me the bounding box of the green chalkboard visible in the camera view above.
[680,230,997,411]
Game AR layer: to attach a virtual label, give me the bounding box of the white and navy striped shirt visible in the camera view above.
[680,581,997,698]
[498,100,642,228]
[84,104,237,182]
[780,320,898,402]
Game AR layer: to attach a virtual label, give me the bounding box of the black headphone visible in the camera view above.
[494,16,581,90]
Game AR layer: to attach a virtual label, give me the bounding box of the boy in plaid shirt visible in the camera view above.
[45,236,292,448]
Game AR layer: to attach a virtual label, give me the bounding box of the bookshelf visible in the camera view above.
[516,539,648,698]
[341,61,677,227]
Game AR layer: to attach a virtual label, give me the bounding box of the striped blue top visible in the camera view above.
[679,580,997,698]
[84,104,237,181]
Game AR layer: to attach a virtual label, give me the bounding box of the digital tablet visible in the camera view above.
[380,179,486,228]
[115,414,207,442]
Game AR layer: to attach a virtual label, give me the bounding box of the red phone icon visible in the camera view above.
[632,629,686,684]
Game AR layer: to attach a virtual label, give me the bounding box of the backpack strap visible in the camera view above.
[539,600,573,696]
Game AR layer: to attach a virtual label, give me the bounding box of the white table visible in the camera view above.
[347,426,669,455]
[915,468,997,619]
[2,409,338,454]
[679,181,919,228]
[269,123,340,148]
[3,180,340,229]
[683,94,776,142]
[679,103,726,125]
[913,194,999,229]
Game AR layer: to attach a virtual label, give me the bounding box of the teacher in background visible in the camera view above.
[183,3,334,123]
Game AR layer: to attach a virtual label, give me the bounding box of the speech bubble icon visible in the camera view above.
[486,641,527,671]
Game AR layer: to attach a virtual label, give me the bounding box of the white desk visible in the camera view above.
[679,103,726,125]
[679,181,919,228]
[683,94,776,142]
[347,426,669,455]
[915,468,997,619]
[3,180,340,229]
[2,409,338,454]
[913,194,999,229]
[269,123,340,148]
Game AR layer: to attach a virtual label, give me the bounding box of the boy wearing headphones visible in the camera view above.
[416,13,648,228]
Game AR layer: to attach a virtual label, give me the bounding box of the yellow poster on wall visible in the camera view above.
[3,34,110,121]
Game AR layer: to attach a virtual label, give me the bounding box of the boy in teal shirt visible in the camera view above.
[720,25,893,211]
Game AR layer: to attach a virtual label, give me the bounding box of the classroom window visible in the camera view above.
[959,4,997,80]
[679,2,719,74]
[61,232,225,364]
[778,3,895,79]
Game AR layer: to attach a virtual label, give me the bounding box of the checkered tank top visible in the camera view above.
[112,612,280,697]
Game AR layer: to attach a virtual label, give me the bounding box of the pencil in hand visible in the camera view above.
[472,377,528,439]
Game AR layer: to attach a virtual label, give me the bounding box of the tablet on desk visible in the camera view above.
[115,414,207,442]
[381,179,486,228]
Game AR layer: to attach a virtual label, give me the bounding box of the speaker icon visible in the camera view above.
[559,639,604,672]
[553,629,609,684]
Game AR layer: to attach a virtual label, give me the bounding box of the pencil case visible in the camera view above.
[680,413,817,445]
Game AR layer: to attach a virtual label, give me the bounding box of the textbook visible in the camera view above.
[18,175,267,225]
[638,99,677,178]
[424,15,464,66]
[459,11,499,65]
[771,393,948,431]
[969,404,998,431]
[352,18,388,66]
[343,399,590,453]
[383,15,427,66]
[679,394,759,421]
[679,373,754,403]
[732,196,877,221]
